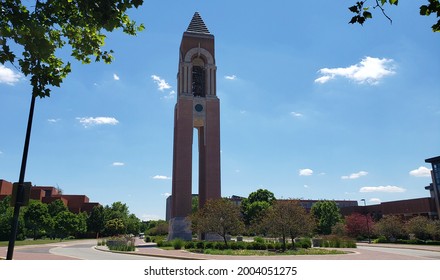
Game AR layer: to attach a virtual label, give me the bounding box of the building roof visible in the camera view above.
[186,12,210,34]
[425,156,440,164]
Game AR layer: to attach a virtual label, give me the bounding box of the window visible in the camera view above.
[192,66,205,97]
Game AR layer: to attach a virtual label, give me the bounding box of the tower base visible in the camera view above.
[167,217,192,241]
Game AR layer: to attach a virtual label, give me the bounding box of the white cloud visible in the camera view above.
[163,90,176,100]
[290,112,303,118]
[315,56,395,85]
[369,198,382,204]
[113,73,120,81]
[409,166,431,177]
[76,117,119,128]
[359,185,406,193]
[225,75,237,80]
[47,118,61,123]
[161,192,171,197]
[341,171,368,180]
[112,162,125,166]
[299,168,313,176]
[151,75,171,91]
[0,65,22,85]
[152,175,171,180]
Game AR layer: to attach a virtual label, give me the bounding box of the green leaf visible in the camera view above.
[363,11,373,19]
[349,5,359,13]
[420,5,431,16]
[389,0,398,5]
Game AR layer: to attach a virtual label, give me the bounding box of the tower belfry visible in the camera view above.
[168,12,221,240]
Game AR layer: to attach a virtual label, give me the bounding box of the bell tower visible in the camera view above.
[168,12,221,240]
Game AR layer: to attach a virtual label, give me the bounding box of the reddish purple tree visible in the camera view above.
[345,212,374,240]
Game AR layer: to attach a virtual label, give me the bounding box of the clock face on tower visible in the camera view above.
[195,104,203,112]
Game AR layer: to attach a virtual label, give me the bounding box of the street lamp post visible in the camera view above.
[361,199,371,244]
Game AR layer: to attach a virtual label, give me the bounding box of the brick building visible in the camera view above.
[0,179,99,214]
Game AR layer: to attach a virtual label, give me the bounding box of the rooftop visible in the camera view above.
[186,12,210,34]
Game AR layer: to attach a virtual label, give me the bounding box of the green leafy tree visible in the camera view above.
[145,220,169,236]
[48,199,68,217]
[1,0,145,97]
[348,0,440,32]
[126,213,141,235]
[311,200,342,235]
[87,205,105,238]
[104,218,126,236]
[405,216,433,240]
[23,200,51,239]
[54,211,84,239]
[374,215,408,241]
[0,197,25,241]
[241,189,275,226]
[191,198,244,246]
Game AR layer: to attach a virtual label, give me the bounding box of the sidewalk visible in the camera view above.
[113,238,440,260]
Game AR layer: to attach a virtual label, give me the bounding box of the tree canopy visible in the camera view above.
[348,0,440,32]
[310,200,342,235]
[240,189,275,226]
[0,0,144,97]
[191,198,244,245]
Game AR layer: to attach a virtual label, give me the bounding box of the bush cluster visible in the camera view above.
[321,235,357,248]
[106,236,135,251]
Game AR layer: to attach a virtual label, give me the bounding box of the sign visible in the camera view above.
[10,182,32,207]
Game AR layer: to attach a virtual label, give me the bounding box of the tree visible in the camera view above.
[54,211,84,239]
[260,200,315,251]
[87,205,105,238]
[48,199,68,217]
[374,215,408,241]
[0,197,25,241]
[348,0,440,32]
[126,213,141,235]
[145,220,168,236]
[23,200,51,239]
[241,189,275,226]
[311,200,342,235]
[345,212,374,240]
[191,198,244,245]
[405,216,433,240]
[2,0,144,259]
[104,218,125,236]
[1,0,145,97]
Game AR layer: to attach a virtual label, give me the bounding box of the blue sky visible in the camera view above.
[1,1,439,220]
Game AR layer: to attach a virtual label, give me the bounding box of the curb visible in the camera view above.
[93,246,207,260]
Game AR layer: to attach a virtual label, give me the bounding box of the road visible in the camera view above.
[0,239,169,260]
[3,239,440,260]
[357,244,440,260]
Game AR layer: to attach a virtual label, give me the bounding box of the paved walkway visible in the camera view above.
[3,238,440,260]
[111,238,440,260]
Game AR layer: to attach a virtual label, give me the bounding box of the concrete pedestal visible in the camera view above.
[167,217,192,241]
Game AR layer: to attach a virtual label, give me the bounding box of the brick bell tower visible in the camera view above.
[168,12,221,240]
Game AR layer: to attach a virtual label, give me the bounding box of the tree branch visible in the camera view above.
[374,0,393,24]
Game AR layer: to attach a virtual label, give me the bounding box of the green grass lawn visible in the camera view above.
[0,239,66,247]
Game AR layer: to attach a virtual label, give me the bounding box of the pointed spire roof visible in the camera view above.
[186,12,210,34]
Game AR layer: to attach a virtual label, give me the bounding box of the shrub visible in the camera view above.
[196,241,205,249]
[205,242,214,249]
[184,241,195,249]
[254,236,265,243]
[145,236,151,242]
[106,236,135,251]
[172,238,184,249]
[295,238,312,249]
